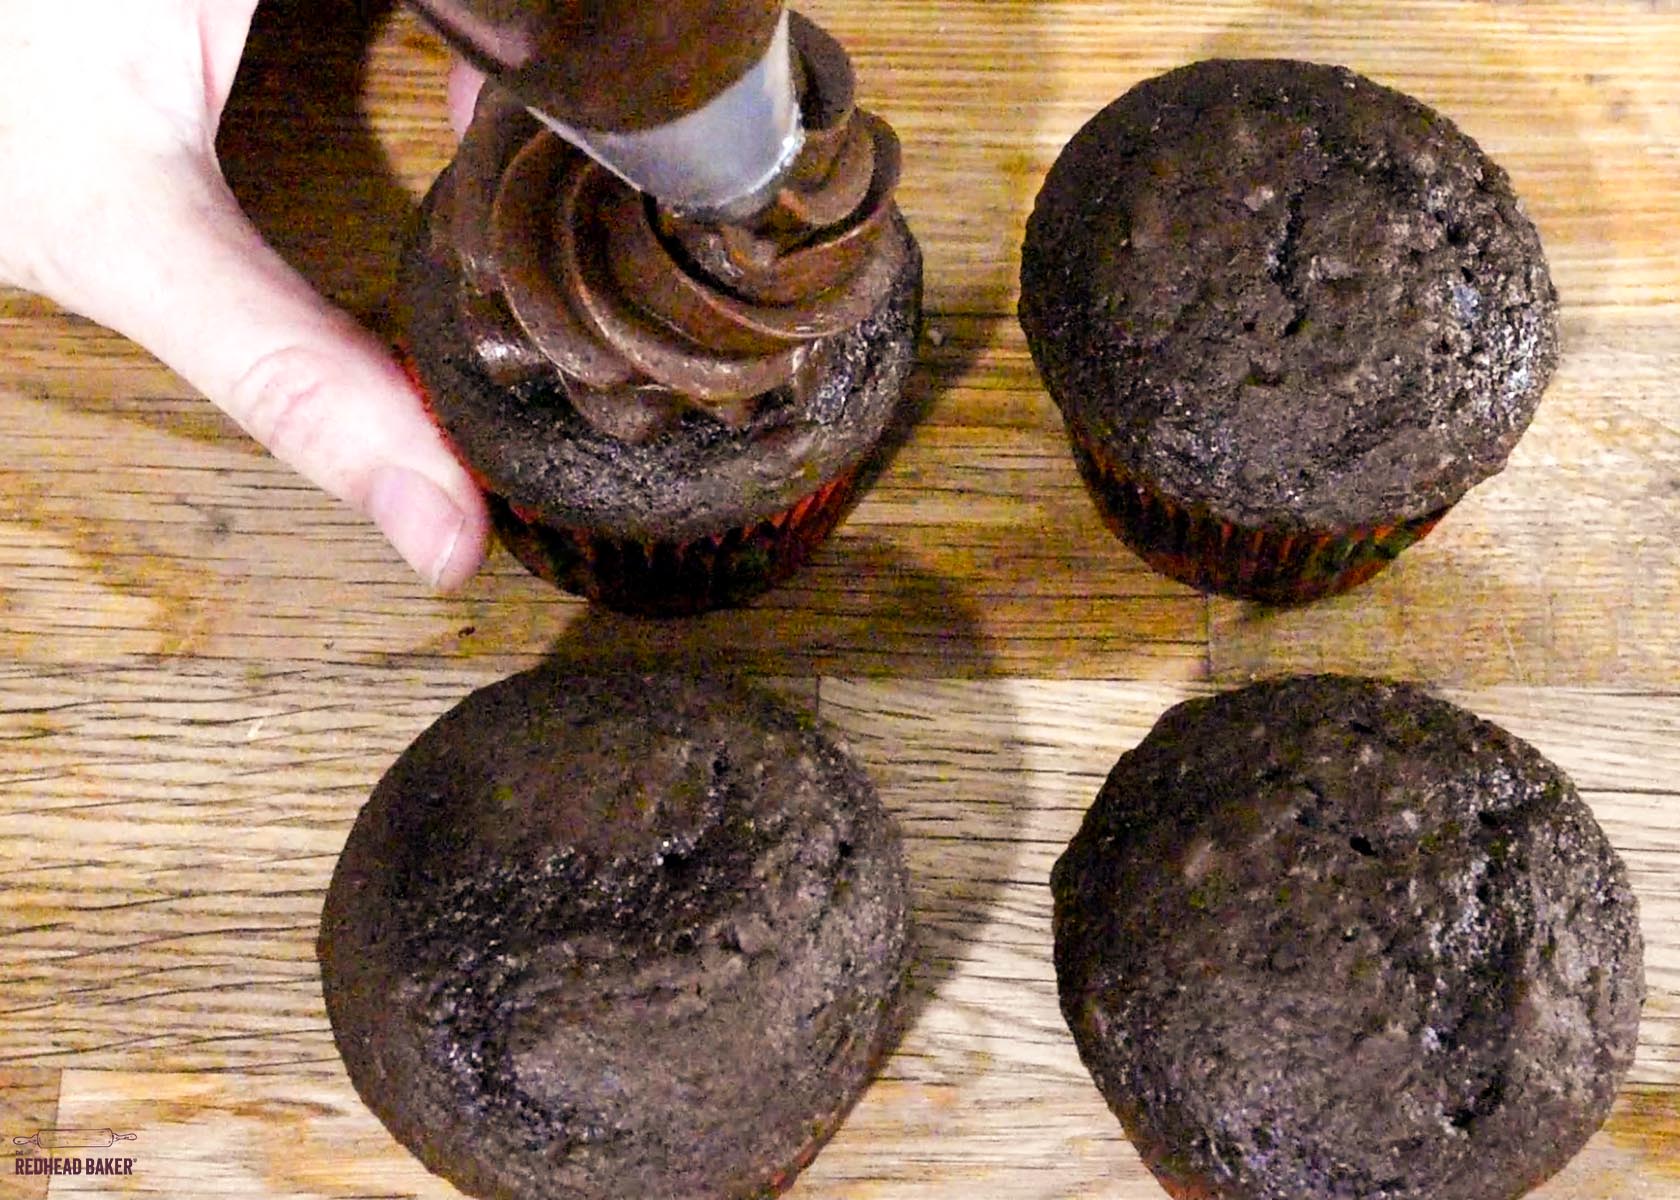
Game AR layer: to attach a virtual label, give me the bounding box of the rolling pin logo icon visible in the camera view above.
[13,1128,138,1150]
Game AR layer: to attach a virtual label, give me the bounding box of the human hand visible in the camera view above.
[0,0,490,588]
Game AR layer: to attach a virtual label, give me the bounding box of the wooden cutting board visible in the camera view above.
[2,1,1677,1196]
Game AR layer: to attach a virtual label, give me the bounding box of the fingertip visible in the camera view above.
[365,464,491,590]
[433,491,492,592]
[447,59,487,139]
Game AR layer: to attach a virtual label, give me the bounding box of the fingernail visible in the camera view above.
[365,466,470,588]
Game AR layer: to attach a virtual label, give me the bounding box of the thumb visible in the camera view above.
[57,163,490,590]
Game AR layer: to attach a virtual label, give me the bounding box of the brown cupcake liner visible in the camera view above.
[1067,428,1445,605]
[491,465,860,617]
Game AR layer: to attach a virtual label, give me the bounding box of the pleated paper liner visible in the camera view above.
[399,347,869,615]
[1068,431,1445,605]
[491,464,861,617]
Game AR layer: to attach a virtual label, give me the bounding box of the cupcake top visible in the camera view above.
[1020,59,1559,530]
[318,669,911,1200]
[404,226,918,540]
[1052,675,1643,1200]
[400,12,923,541]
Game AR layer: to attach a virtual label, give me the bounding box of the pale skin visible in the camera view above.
[0,1,491,588]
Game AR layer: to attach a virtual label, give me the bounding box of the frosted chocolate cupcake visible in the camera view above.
[318,669,911,1200]
[399,14,921,615]
[1052,675,1643,1200]
[1020,60,1559,603]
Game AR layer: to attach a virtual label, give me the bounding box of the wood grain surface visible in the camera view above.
[2,0,1677,1196]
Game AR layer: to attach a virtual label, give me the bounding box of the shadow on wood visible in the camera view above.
[217,0,417,330]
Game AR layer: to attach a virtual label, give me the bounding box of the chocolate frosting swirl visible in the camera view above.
[431,13,908,445]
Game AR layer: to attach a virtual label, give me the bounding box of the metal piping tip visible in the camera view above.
[527,11,805,219]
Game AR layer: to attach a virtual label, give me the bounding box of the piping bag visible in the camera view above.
[404,0,804,220]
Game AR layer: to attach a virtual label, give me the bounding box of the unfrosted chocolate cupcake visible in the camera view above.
[1053,675,1642,1200]
[400,14,921,615]
[1020,60,1559,603]
[318,669,911,1200]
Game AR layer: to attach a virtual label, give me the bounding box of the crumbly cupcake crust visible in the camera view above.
[1053,674,1642,1200]
[1021,59,1558,530]
[319,670,911,1200]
